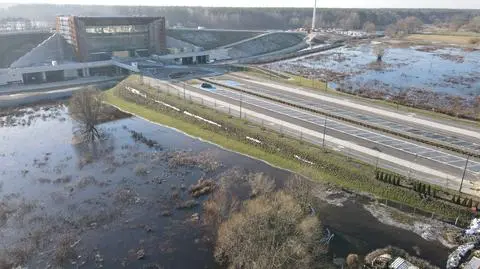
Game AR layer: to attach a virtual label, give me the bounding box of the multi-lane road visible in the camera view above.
[146,72,480,194]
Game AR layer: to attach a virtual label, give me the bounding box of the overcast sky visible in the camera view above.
[1,0,479,9]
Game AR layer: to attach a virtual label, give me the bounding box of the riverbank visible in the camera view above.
[0,101,452,268]
[104,76,472,224]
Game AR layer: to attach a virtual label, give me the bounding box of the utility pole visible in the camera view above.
[322,115,327,147]
[311,0,317,32]
[239,93,243,119]
[459,155,471,193]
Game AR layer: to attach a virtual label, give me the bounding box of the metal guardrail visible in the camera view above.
[137,76,474,228]
[200,77,480,159]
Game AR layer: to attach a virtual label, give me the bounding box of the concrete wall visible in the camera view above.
[227,32,306,59]
[0,69,23,85]
[0,32,51,68]
[64,69,79,79]
[10,33,75,68]
[86,33,148,53]
[167,29,263,50]
[166,36,201,52]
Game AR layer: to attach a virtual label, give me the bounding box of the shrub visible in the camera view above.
[346,254,361,269]
[214,191,325,269]
[134,164,149,176]
[248,173,276,197]
[469,37,480,44]
[468,198,473,208]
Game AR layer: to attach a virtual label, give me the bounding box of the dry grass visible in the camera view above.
[248,173,275,197]
[214,191,325,269]
[54,234,77,265]
[134,163,149,176]
[469,37,480,45]
[203,187,239,230]
[407,34,480,45]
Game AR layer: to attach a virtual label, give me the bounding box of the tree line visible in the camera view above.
[1,4,480,30]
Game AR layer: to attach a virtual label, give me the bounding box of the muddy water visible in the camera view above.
[0,104,449,268]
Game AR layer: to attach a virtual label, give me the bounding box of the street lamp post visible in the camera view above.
[239,93,243,119]
[322,115,327,147]
[459,155,471,193]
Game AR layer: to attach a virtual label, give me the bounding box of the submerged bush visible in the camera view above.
[214,191,325,269]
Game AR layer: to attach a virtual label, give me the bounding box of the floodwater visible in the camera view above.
[0,103,450,268]
[278,43,480,97]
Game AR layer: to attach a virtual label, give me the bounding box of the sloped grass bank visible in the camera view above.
[104,76,471,224]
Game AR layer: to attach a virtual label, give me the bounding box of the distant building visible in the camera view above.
[56,16,166,62]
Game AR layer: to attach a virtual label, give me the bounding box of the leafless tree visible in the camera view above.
[214,191,326,269]
[467,16,480,33]
[69,87,103,142]
[346,254,361,269]
[203,187,240,231]
[373,45,387,62]
[363,22,376,33]
[248,172,276,197]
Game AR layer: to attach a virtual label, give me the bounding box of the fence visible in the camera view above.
[377,199,471,228]
[139,75,475,228]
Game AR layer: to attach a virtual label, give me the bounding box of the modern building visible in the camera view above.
[56,16,166,62]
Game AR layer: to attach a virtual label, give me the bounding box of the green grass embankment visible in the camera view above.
[104,75,471,223]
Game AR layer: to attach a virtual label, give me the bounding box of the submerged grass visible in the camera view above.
[104,76,471,222]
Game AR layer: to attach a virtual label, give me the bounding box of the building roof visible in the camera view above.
[60,16,164,26]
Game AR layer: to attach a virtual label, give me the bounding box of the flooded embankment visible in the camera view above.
[0,103,452,268]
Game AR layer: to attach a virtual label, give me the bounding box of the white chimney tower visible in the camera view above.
[311,0,317,32]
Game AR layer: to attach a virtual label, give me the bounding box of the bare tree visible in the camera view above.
[214,191,326,269]
[363,22,376,33]
[344,12,361,30]
[373,45,387,62]
[467,16,480,33]
[474,95,480,120]
[449,14,469,32]
[203,187,239,231]
[403,16,423,33]
[69,87,103,142]
[248,172,276,197]
[346,254,361,269]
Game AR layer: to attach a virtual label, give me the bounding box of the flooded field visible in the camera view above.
[266,41,480,119]
[273,42,480,96]
[0,103,451,268]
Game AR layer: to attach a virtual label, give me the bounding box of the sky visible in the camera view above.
[0,0,479,9]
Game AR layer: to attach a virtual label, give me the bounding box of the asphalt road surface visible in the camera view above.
[218,74,480,155]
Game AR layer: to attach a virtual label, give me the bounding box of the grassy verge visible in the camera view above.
[104,87,303,173]
[241,68,480,128]
[104,76,471,224]
[407,34,480,45]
